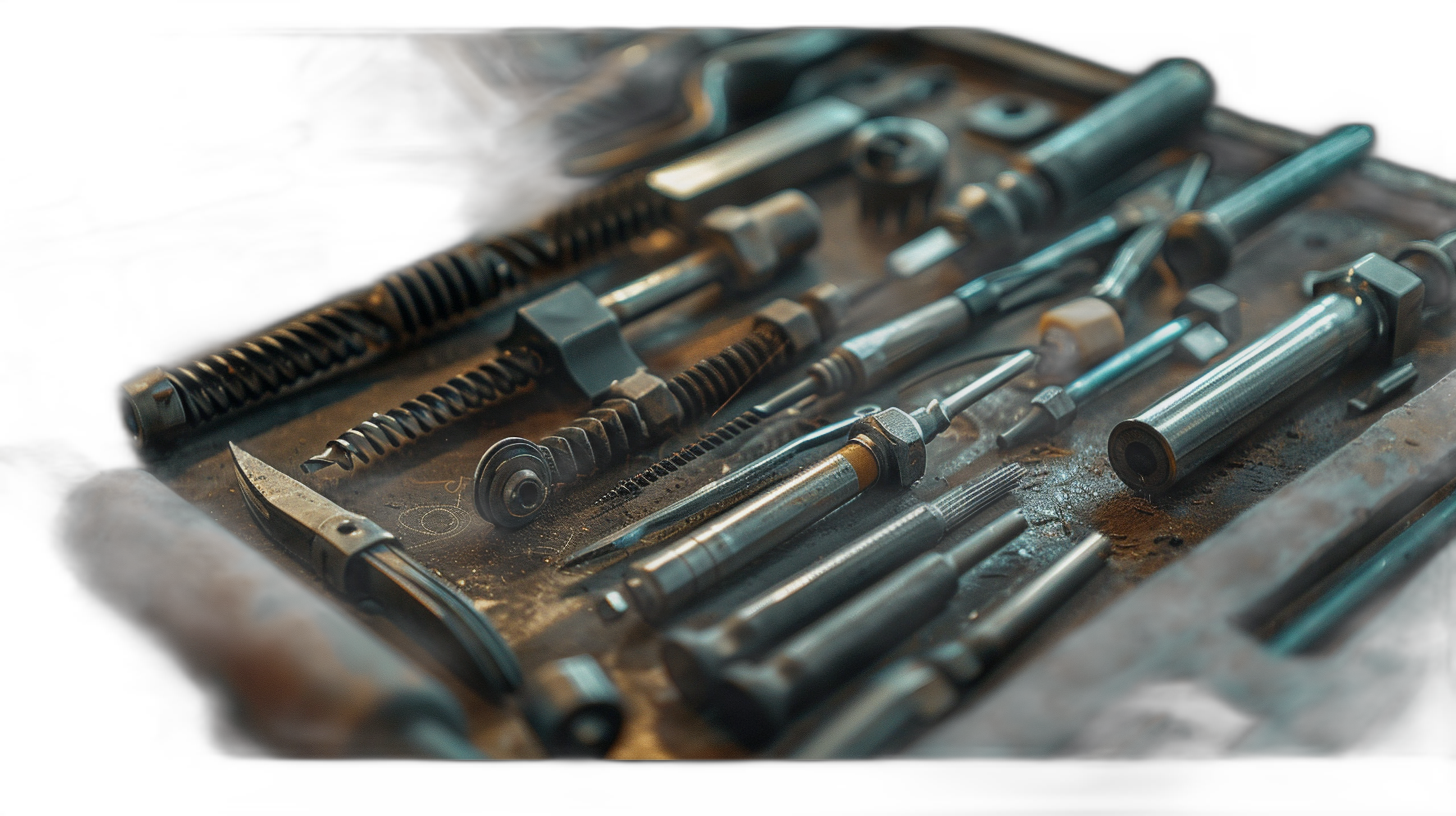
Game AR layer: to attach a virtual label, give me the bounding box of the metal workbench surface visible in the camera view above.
[74,30,1456,758]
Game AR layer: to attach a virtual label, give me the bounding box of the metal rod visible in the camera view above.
[793,530,1111,758]
[660,465,1024,707]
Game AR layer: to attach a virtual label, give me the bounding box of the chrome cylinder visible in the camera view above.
[622,449,869,622]
[1108,292,1377,494]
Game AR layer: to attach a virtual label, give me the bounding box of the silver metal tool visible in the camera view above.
[886,58,1214,278]
[1162,124,1375,287]
[793,530,1112,758]
[661,464,1024,709]
[521,655,624,756]
[850,116,949,232]
[231,443,523,697]
[562,405,882,568]
[301,189,820,475]
[1109,232,1456,494]
[606,350,1039,624]
[590,167,1193,512]
[1347,361,1418,415]
[1087,153,1211,313]
[997,284,1240,448]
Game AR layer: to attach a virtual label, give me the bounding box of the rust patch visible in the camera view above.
[1351,460,1387,487]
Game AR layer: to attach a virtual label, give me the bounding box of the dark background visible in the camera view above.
[8,28,1444,757]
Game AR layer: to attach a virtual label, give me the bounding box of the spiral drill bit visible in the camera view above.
[472,284,849,529]
[304,190,822,475]
[124,170,670,452]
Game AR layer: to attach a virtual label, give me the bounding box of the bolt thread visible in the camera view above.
[139,171,668,446]
[534,324,792,496]
[301,347,545,473]
[542,168,672,265]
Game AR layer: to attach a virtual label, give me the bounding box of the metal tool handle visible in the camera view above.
[1065,315,1193,404]
[818,296,976,393]
[792,530,1110,758]
[1018,58,1213,211]
[1109,292,1377,494]
[1163,124,1374,285]
[64,470,483,759]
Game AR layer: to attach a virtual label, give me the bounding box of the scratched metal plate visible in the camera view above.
[147,30,1456,758]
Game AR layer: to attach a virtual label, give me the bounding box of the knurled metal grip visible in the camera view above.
[504,282,647,402]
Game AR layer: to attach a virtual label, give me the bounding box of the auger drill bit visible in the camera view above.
[301,189,820,475]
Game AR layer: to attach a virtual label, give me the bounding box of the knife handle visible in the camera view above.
[64,469,485,759]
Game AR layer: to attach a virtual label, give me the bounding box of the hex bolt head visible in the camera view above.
[700,189,821,292]
[848,408,927,487]
[604,370,683,438]
[1317,253,1425,364]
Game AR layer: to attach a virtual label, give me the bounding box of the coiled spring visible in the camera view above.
[537,324,791,489]
[166,301,391,426]
[301,347,545,473]
[136,171,670,447]
[593,338,857,505]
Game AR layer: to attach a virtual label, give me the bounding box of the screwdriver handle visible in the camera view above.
[64,470,484,759]
[1018,58,1214,213]
[1163,124,1374,286]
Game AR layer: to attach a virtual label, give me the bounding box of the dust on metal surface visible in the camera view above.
[148,34,1456,758]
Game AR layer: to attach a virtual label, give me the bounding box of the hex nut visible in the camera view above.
[700,190,820,291]
[1318,253,1425,364]
[753,299,821,354]
[1029,386,1078,432]
[605,370,684,437]
[849,408,927,487]
[800,282,849,338]
[1176,283,1241,343]
[1173,322,1230,365]
[508,282,645,401]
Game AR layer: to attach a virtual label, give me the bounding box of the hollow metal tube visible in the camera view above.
[1109,292,1377,494]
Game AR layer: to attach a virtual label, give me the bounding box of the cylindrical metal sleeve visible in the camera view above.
[62,470,481,759]
[624,450,867,622]
[661,505,948,708]
[716,553,962,745]
[1016,58,1214,212]
[825,295,974,391]
[1109,293,1377,494]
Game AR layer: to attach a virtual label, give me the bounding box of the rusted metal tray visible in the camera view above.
[144,29,1456,758]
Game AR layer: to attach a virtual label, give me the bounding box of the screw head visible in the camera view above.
[474,438,551,528]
